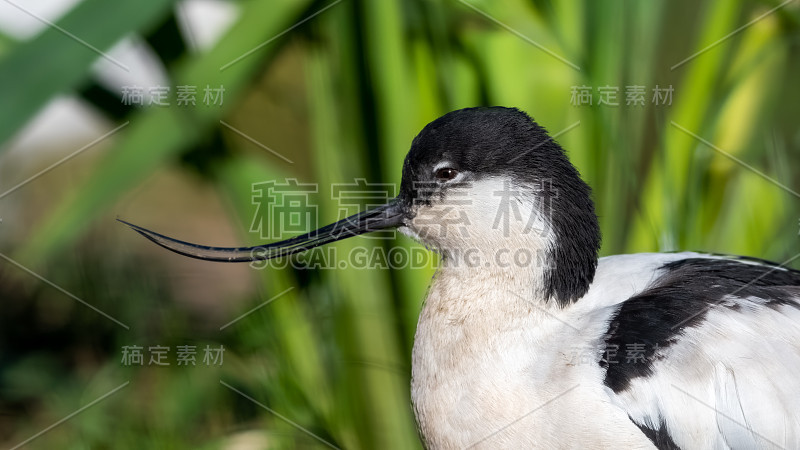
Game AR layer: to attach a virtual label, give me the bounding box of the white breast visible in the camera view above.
[409,255,673,449]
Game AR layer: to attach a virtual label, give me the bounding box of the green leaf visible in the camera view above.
[0,0,175,147]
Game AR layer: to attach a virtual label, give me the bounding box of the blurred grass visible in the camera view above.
[1,0,799,448]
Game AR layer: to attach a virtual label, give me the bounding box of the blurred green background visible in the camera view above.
[1,0,799,448]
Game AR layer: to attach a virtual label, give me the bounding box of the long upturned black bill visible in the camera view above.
[118,199,406,262]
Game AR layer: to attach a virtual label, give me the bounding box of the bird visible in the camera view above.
[120,106,800,449]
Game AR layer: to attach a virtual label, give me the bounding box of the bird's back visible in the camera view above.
[593,253,800,449]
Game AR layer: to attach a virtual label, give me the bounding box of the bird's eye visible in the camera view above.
[435,167,459,182]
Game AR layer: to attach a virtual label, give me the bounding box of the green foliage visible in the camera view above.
[1,0,799,448]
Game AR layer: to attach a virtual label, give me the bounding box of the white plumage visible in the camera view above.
[412,251,800,449]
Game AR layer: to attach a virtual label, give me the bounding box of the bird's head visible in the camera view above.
[121,107,600,306]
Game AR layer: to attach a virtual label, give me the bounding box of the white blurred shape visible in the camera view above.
[0,0,83,40]
[177,0,239,52]
[1,96,108,161]
[91,35,169,102]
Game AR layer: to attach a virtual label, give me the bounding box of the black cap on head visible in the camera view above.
[399,107,601,305]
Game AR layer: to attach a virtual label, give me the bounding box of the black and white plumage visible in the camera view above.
[121,107,800,449]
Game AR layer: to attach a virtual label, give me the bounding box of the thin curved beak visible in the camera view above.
[119,199,406,262]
